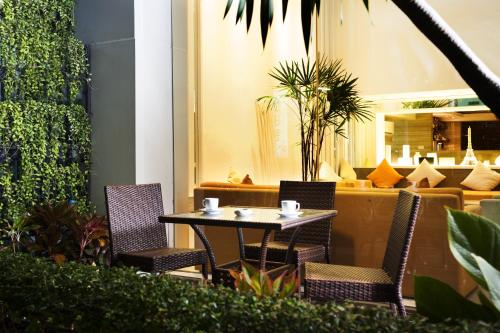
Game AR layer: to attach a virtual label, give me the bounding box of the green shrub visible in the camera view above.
[12,201,109,265]
[0,253,497,332]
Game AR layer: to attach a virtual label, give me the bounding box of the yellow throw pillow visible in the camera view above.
[318,161,343,181]
[227,169,242,184]
[367,159,404,188]
[339,159,357,180]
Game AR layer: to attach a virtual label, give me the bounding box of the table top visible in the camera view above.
[159,206,337,230]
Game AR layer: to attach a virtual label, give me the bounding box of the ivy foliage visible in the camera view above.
[0,0,90,226]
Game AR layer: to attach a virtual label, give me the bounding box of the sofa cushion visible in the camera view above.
[200,182,278,190]
[463,190,500,201]
[407,160,446,188]
[367,159,404,188]
[319,161,342,181]
[461,162,500,191]
[340,159,357,180]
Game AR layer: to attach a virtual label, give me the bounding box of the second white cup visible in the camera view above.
[202,197,219,211]
[281,200,300,213]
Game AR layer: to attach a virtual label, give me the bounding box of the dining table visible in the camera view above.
[159,206,337,285]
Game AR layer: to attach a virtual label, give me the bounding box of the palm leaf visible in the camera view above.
[236,0,246,23]
[301,0,314,54]
[223,0,374,53]
[363,0,369,11]
[224,0,234,18]
[260,0,274,47]
[282,0,289,21]
[246,0,254,31]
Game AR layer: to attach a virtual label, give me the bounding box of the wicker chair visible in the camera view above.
[244,181,336,280]
[304,190,421,316]
[105,183,207,278]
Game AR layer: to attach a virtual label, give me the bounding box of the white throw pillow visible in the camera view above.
[339,159,357,180]
[406,160,446,188]
[461,162,500,191]
[318,161,342,181]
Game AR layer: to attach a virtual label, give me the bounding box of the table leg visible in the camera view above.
[284,226,302,264]
[259,228,272,271]
[237,227,245,260]
[190,224,218,283]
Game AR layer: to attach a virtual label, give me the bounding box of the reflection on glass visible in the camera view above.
[377,94,499,167]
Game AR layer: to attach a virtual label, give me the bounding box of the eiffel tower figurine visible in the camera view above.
[461,126,478,165]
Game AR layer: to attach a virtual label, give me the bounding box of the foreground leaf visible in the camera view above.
[414,275,496,322]
[474,255,500,312]
[447,208,500,289]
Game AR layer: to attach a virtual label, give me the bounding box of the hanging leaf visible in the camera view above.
[301,0,314,54]
[224,0,235,18]
[282,0,289,21]
[246,0,254,31]
[260,0,274,48]
[363,0,369,11]
[236,0,246,23]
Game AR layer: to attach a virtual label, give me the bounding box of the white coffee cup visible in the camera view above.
[202,198,219,211]
[281,200,300,213]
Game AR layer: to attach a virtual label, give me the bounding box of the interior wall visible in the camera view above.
[199,0,320,184]
[332,0,500,95]
[197,0,500,179]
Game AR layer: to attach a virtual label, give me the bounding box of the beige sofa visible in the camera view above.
[354,167,500,202]
[194,183,474,297]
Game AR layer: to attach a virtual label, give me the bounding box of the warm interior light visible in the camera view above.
[496,156,500,166]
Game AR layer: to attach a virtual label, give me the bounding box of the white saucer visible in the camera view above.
[278,211,303,218]
[200,208,223,215]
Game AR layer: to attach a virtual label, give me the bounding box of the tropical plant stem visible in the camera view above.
[313,11,321,181]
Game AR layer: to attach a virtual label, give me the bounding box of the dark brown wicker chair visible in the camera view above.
[105,183,207,278]
[304,190,421,316]
[244,181,336,280]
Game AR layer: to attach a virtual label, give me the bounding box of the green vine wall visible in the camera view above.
[0,0,91,225]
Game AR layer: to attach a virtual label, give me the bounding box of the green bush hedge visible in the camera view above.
[0,252,497,332]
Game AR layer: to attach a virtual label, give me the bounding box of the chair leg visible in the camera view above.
[396,298,407,317]
[389,303,397,314]
[201,262,208,280]
[325,249,331,264]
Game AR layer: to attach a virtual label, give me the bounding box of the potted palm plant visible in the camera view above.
[259,57,372,181]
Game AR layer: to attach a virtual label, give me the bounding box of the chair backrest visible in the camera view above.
[105,183,168,262]
[382,190,421,287]
[274,181,336,247]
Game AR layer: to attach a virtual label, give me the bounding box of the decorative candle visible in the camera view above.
[467,126,472,148]
[402,145,410,159]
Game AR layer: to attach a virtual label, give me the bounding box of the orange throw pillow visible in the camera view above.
[367,159,404,188]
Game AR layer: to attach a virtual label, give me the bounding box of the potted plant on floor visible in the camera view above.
[258,56,372,181]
